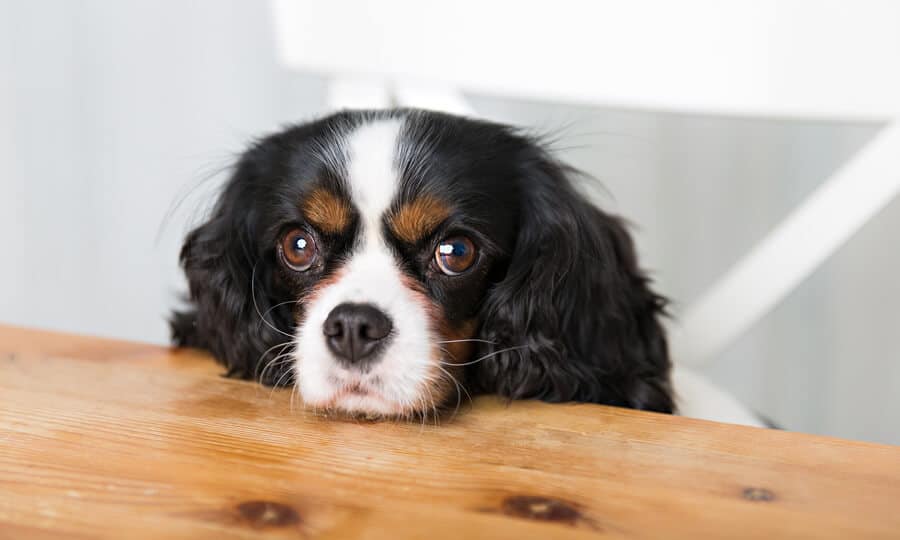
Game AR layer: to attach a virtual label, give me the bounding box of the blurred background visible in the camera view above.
[1,1,898,444]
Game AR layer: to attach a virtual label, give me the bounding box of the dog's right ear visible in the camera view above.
[471,150,673,413]
[170,154,294,384]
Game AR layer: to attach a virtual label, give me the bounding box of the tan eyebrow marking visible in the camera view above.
[389,196,452,244]
[302,188,352,234]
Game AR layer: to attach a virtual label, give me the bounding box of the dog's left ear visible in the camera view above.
[470,151,674,412]
[170,151,294,385]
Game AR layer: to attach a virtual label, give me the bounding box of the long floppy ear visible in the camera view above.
[170,157,295,386]
[470,153,674,413]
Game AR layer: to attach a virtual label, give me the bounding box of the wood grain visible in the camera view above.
[1,324,898,539]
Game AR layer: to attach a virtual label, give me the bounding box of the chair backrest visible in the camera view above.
[272,0,900,119]
[270,0,900,365]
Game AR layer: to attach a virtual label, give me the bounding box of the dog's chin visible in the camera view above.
[301,384,421,421]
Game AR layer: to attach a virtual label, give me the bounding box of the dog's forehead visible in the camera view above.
[344,118,405,242]
[293,111,520,246]
[302,115,454,245]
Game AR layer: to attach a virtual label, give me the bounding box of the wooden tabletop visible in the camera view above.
[1,325,898,539]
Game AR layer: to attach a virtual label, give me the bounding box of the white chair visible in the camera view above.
[270,0,900,425]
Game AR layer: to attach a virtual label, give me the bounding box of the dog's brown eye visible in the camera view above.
[435,236,476,275]
[279,228,317,271]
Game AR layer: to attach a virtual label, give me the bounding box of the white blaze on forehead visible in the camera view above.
[294,117,436,415]
[345,119,403,244]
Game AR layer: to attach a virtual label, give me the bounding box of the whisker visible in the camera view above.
[250,263,294,339]
[261,298,301,322]
[434,338,497,345]
[422,382,439,429]
[434,363,469,421]
[260,355,293,388]
[421,384,434,431]
[269,357,296,396]
[290,381,299,414]
[263,354,295,397]
[255,340,293,385]
[439,345,530,367]
[417,392,427,432]
[437,345,462,367]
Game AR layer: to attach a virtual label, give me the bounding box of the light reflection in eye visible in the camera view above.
[435,236,477,275]
[279,228,317,271]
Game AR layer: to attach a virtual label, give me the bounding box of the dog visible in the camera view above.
[172,108,763,426]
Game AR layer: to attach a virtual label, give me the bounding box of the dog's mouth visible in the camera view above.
[299,359,456,420]
[336,382,382,399]
[308,379,402,417]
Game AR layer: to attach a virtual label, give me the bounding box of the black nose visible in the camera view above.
[323,303,393,369]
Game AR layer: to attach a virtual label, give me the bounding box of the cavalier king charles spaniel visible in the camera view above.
[171,108,763,425]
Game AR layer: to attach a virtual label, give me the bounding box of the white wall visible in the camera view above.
[0,0,325,343]
[1,1,896,444]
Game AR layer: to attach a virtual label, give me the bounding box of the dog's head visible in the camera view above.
[172,109,672,418]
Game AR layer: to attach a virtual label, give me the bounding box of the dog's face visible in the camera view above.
[173,110,673,419]
[279,114,519,416]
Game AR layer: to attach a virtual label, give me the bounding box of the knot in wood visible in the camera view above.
[742,487,776,502]
[501,495,581,524]
[235,500,300,528]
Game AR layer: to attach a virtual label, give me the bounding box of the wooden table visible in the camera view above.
[1,325,898,539]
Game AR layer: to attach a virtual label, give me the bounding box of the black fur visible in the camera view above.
[469,149,672,412]
[173,134,299,384]
[172,109,673,413]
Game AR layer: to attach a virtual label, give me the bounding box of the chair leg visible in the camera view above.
[671,122,900,366]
